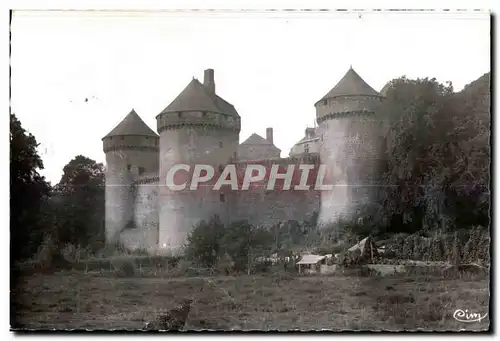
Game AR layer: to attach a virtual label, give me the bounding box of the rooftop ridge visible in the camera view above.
[317,67,382,104]
[159,72,239,117]
[103,109,158,139]
[241,133,274,146]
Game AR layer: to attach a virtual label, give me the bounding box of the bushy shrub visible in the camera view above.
[113,259,136,277]
[216,253,235,275]
[252,260,272,273]
[185,216,274,274]
[185,215,225,268]
[61,243,92,263]
[379,227,490,264]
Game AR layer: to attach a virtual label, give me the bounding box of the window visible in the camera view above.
[218,165,224,173]
[138,166,145,175]
[304,144,310,154]
[155,139,159,146]
[220,194,225,203]
[121,136,125,140]
[178,112,182,118]
[323,100,327,106]
[202,111,207,118]
[127,164,132,171]
[219,141,223,148]
[233,152,237,158]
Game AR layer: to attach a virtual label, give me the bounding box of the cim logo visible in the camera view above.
[163,163,337,191]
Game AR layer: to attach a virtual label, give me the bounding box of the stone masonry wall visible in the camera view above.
[230,190,320,228]
[238,144,281,161]
[158,123,239,255]
[119,174,159,252]
[104,152,135,244]
[103,134,159,246]
[316,95,384,225]
[229,155,321,227]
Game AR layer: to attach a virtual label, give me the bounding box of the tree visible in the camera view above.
[10,113,51,262]
[220,220,274,272]
[378,78,455,232]
[185,216,274,272]
[53,155,105,249]
[185,215,225,268]
[369,73,490,235]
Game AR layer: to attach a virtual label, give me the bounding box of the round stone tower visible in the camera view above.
[315,67,385,225]
[102,109,159,245]
[156,69,241,255]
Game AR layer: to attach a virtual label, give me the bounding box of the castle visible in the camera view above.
[102,68,386,254]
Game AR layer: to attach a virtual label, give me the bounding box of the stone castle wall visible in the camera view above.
[104,109,385,251]
[104,72,386,253]
[229,190,320,229]
[238,144,281,161]
[103,134,159,246]
[119,173,160,251]
[156,114,240,254]
[113,154,321,252]
[229,155,321,228]
[104,152,135,244]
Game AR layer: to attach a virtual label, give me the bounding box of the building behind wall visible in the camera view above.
[289,127,321,157]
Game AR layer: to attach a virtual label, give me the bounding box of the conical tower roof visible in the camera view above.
[103,109,158,139]
[159,78,239,117]
[318,67,380,103]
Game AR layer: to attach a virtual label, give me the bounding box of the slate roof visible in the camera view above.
[241,133,273,145]
[318,67,381,103]
[103,109,158,139]
[159,78,239,117]
[240,133,281,154]
[295,127,319,144]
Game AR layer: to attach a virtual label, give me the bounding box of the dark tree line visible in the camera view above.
[10,113,105,264]
[10,113,51,262]
[360,73,490,237]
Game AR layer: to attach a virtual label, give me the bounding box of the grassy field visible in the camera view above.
[11,268,490,332]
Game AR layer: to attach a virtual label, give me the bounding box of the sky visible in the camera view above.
[10,10,490,185]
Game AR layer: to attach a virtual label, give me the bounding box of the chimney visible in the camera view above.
[203,69,215,94]
[305,128,315,138]
[266,127,274,144]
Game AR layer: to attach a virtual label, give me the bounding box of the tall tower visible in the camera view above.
[156,69,241,255]
[315,67,385,225]
[102,109,159,246]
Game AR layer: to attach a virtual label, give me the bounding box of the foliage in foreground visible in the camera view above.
[365,74,490,235]
[184,216,275,273]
